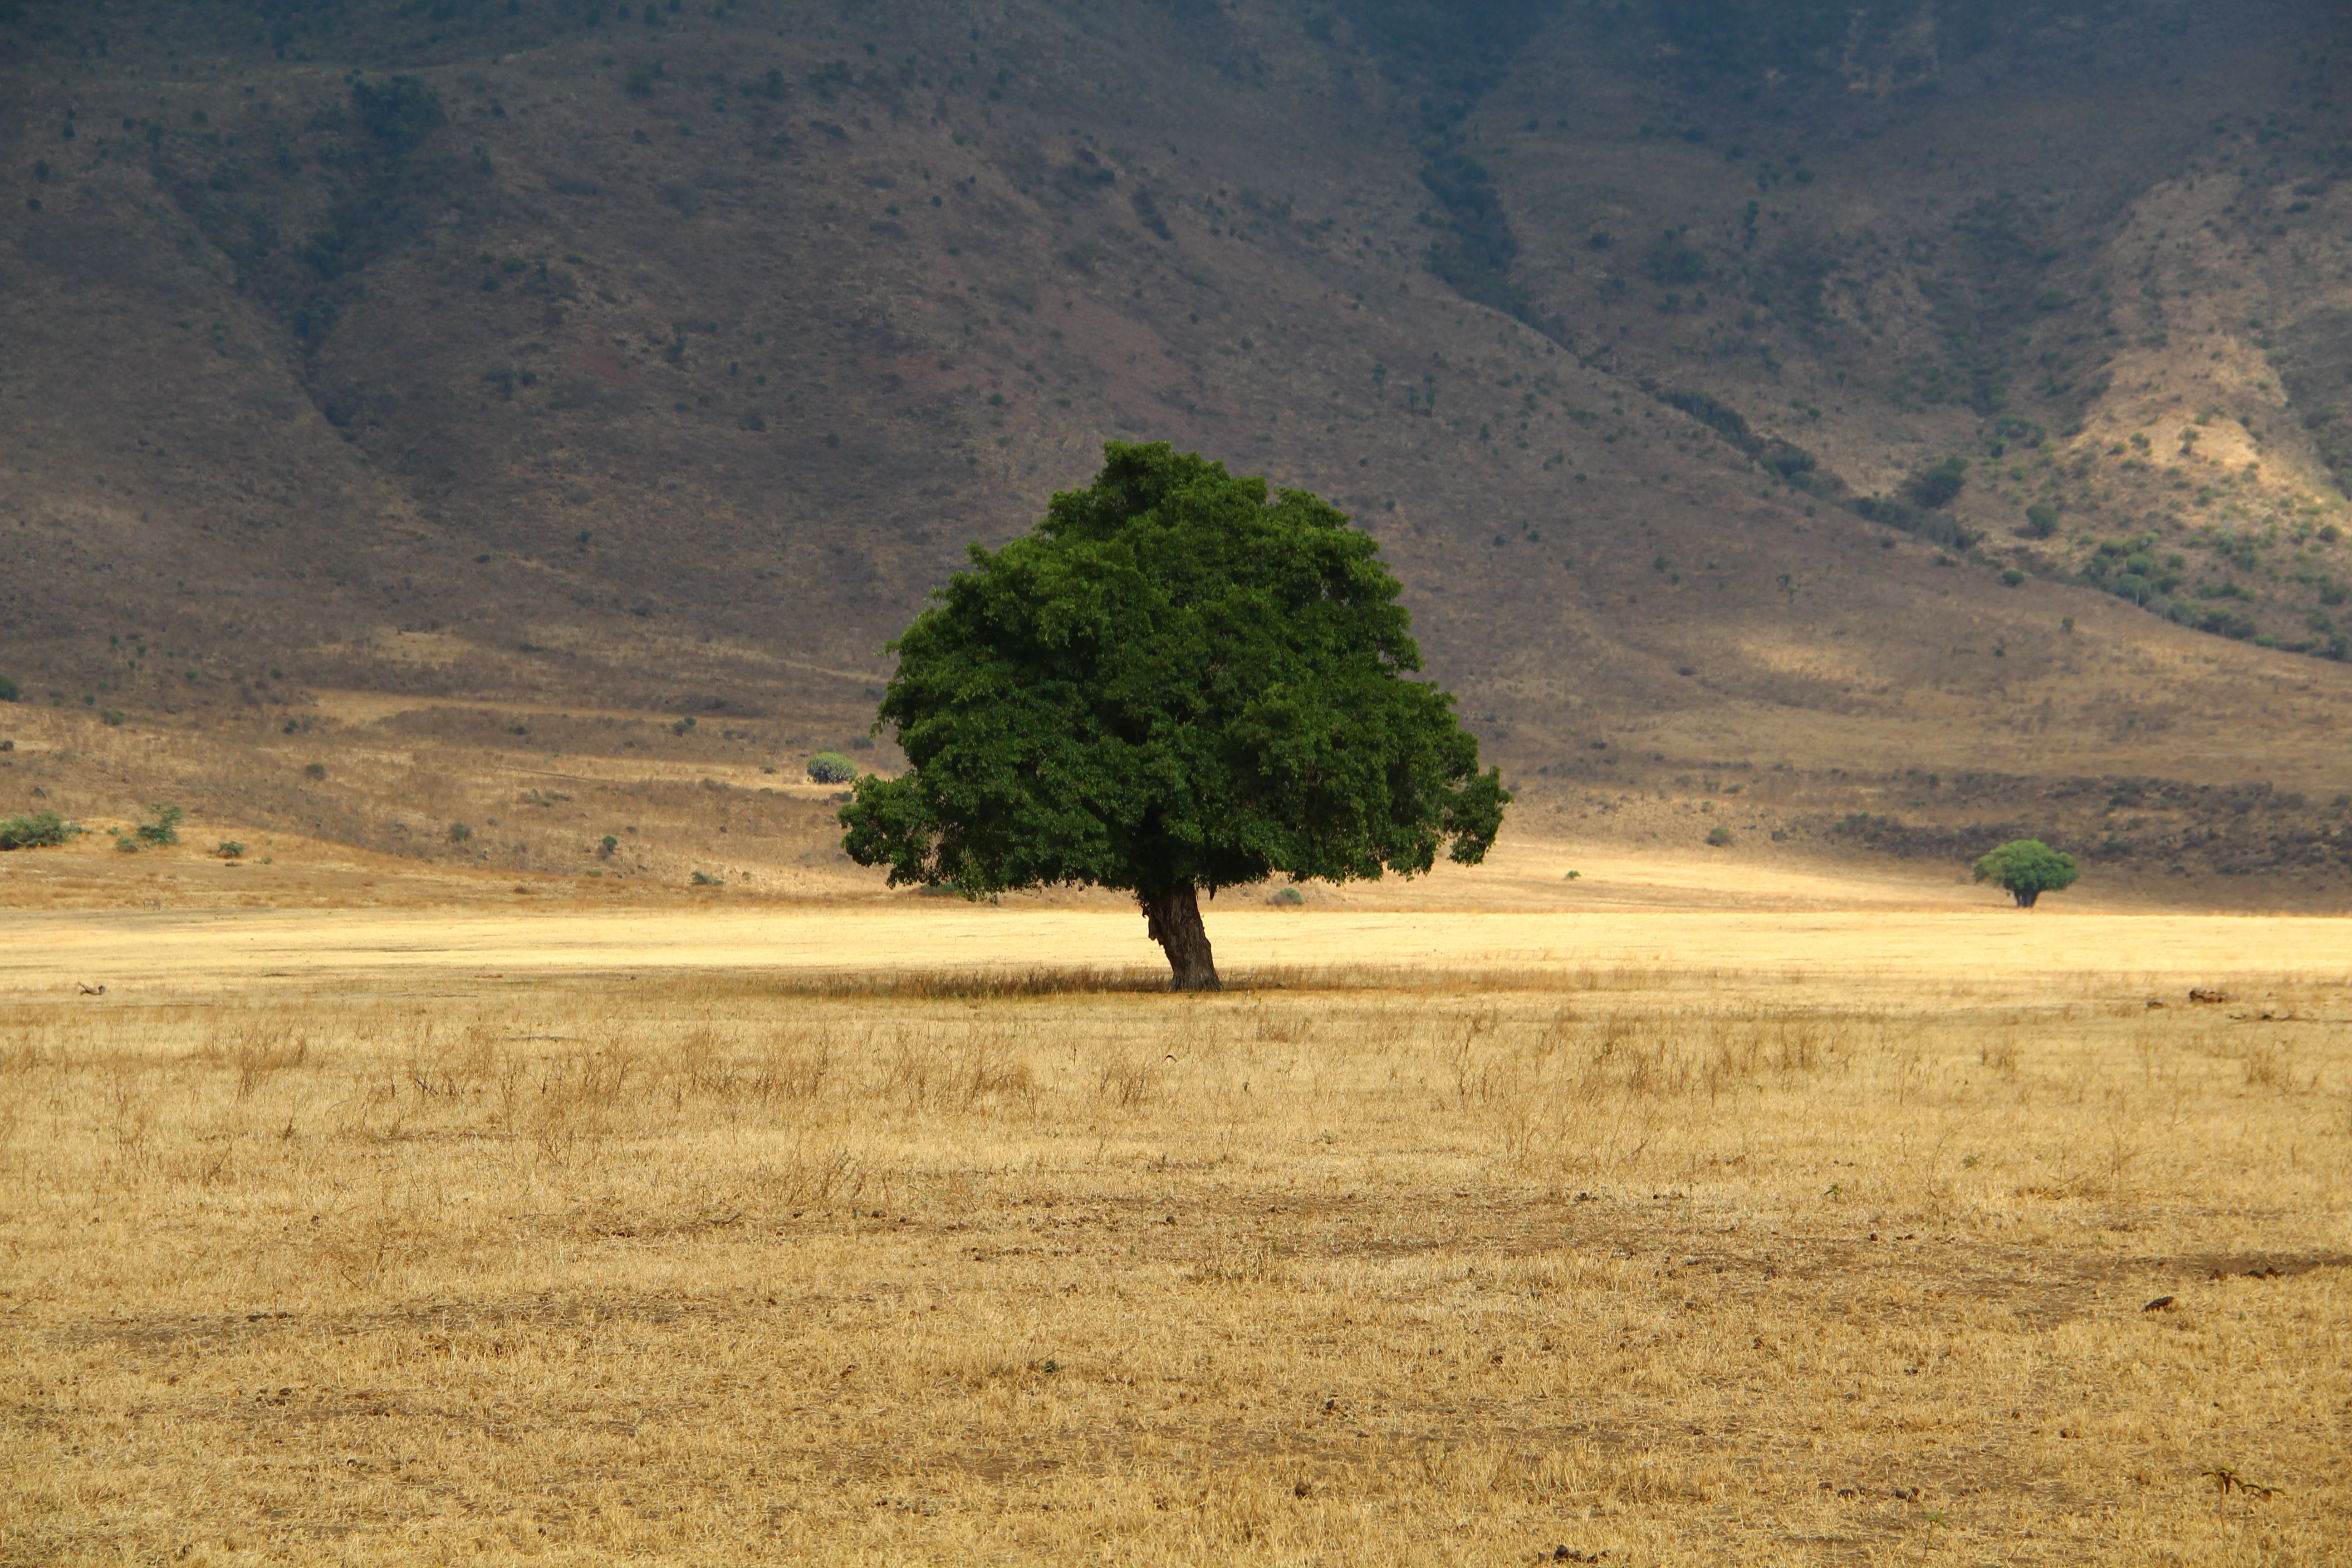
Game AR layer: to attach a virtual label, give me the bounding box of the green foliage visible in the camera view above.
[1906,457,1970,509]
[135,804,183,847]
[1421,152,1529,318]
[690,870,722,886]
[0,674,17,702]
[1972,838,2079,908]
[807,751,859,784]
[2024,503,2060,538]
[1661,389,1822,489]
[217,841,246,859]
[840,441,1509,903]
[1705,824,1733,847]
[449,822,472,843]
[0,811,75,851]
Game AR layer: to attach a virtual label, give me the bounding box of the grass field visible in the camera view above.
[2,909,2347,1566]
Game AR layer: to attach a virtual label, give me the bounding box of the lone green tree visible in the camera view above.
[839,442,1509,990]
[1973,838,2079,908]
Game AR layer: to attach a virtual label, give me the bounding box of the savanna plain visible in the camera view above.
[2,905,2346,1567]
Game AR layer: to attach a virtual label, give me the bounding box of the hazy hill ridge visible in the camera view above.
[6,0,2352,894]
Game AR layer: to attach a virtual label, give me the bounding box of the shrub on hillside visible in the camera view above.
[1905,457,1969,509]
[0,675,18,702]
[2024,504,2059,538]
[807,750,858,784]
[135,804,184,847]
[0,811,75,851]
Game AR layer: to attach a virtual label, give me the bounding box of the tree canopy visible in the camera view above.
[1972,838,2079,908]
[839,442,1509,988]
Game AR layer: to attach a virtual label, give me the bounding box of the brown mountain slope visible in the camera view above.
[4,0,2352,901]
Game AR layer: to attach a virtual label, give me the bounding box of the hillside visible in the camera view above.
[5,0,2352,903]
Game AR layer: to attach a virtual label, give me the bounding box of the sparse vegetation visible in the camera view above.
[5,932,2345,1565]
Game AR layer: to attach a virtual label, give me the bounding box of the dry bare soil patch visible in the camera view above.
[1,916,2346,1565]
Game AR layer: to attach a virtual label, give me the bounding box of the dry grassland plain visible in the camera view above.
[3,907,2348,1567]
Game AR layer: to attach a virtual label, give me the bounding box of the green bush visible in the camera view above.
[807,750,858,784]
[449,822,472,843]
[1972,838,2079,908]
[0,675,18,702]
[2024,504,2059,538]
[1705,824,1734,847]
[1906,457,1969,509]
[217,841,245,859]
[0,811,74,851]
[135,804,183,847]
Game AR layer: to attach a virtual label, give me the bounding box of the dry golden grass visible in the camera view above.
[3,946,2347,1566]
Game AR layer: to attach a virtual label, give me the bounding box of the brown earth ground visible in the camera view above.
[2,889,2346,1567]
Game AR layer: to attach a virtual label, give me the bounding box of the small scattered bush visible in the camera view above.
[2024,504,2059,538]
[0,811,75,851]
[1705,824,1734,847]
[135,804,183,847]
[1906,457,1969,509]
[807,750,858,784]
[1268,885,1304,906]
[0,675,18,703]
[449,822,473,843]
[304,762,327,779]
[2001,568,2027,586]
[216,841,245,859]
[690,869,722,886]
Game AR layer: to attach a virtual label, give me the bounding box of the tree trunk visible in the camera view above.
[2014,887,2039,908]
[1140,884,1221,992]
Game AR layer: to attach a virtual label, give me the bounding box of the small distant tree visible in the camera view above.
[839,441,1508,990]
[1973,838,2079,907]
[807,751,858,784]
[0,674,19,702]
